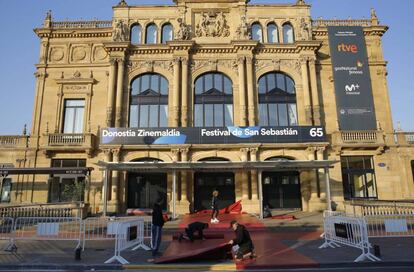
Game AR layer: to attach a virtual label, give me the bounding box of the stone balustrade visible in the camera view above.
[0,136,29,148]
[51,20,112,29]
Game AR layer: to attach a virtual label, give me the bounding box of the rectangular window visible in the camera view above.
[214,104,223,127]
[129,105,138,127]
[0,178,11,203]
[341,156,377,200]
[159,105,168,127]
[194,104,203,127]
[63,100,85,133]
[259,104,268,126]
[288,104,298,125]
[412,161,414,183]
[148,105,159,127]
[224,104,233,126]
[268,104,278,126]
[139,105,149,127]
[204,104,214,127]
[49,159,86,203]
[278,104,288,126]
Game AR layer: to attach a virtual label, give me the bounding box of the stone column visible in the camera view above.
[249,148,259,200]
[106,59,117,127]
[309,57,321,125]
[170,149,181,213]
[240,148,249,200]
[246,56,256,126]
[172,58,181,127]
[115,58,125,127]
[300,57,312,125]
[102,149,112,207]
[317,147,326,199]
[109,148,120,213]
[181,57,189,127]
[180,148,189,202]
[237,57,247,126]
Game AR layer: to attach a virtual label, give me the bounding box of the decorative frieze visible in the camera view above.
[195,11,230,38]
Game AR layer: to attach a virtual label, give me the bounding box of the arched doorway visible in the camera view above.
[262,157,301,209]
[194,157,235,211]
[127,158,167,210]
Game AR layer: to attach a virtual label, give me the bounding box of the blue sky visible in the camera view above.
[0,0,412,134]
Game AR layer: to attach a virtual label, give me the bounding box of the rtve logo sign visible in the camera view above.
[337,43,358,53]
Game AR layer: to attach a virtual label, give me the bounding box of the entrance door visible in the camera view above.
[194,172,235,211]
[127,173,167,210]
[262,172,301,209]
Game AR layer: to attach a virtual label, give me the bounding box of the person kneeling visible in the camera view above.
[228,220,256,261]
[179,221,209,242]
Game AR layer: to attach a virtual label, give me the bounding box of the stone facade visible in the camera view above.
[0,0,413,215]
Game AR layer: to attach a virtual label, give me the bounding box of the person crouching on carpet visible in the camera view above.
[178,221,209,242]
[228,220,256,261]
[211,189,219,223]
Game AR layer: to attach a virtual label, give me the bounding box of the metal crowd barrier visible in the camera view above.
[82,216,152,251]
[365,214,414,238]
[0,217,15,251]
[319,214,380,262]
[11,217,82,250]
[104,218,150,264]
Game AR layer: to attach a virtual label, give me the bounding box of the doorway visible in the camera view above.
[194,172,235,211]
[127,173,167,210]
[262,171,301,209]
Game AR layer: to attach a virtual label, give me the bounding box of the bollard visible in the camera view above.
[75,246,82,260]
[373,244,381,258]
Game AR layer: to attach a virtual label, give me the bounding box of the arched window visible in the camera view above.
[258,72,298,126]
[194,72,233,127]
[161,23,173,44]
[145,24,157,44]
[251,23,263,42]
[129,73,168,128]
[283,23,294,44]
[267,23,279,43]
[130,24,142,45]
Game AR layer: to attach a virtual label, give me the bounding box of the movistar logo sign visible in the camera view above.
[345,84,361,95]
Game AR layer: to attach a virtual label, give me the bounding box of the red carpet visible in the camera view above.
[155,213,321,269]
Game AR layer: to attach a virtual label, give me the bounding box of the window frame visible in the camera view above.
[129,73,169,128]
[62,99,85,134]
[145,23,158,44]
[194,72,234,127]
[130,24,142,45]
[267,23,279,43]
[251,22,263,43]
[161,23,173,44]
[258,72,297,126]
[282,23,295,44]
[341,156,378,200]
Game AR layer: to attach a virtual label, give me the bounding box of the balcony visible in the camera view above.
[331,130,385,152]
[0,136,29,149]
[42,133,96,157]
[395,132,414,146]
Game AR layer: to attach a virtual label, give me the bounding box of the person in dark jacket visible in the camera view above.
[178,221,209,242]
[151,198,164,257]
[211,190,219,223]
[228,220,255,260]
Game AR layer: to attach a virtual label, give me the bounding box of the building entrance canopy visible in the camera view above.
[96,160,337,218]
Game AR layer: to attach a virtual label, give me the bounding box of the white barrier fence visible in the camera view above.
[105,218,151,264]
[319,214,380,262]
[11,217,82,250]
[365,214,414,238]
[82,216,152,251]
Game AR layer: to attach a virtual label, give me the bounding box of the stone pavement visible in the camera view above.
[0,212,413,271]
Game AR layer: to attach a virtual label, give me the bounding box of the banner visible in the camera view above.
[100,126,326,145]
[328,26,376,130]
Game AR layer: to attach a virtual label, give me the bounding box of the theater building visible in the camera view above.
[0,0,413,216]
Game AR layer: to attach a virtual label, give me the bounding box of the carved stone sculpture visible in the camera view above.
[112,20,128,42]
[235,15,250,40]
[195,12,230,37]
[298,18,310,41]
[176,17,191,40]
